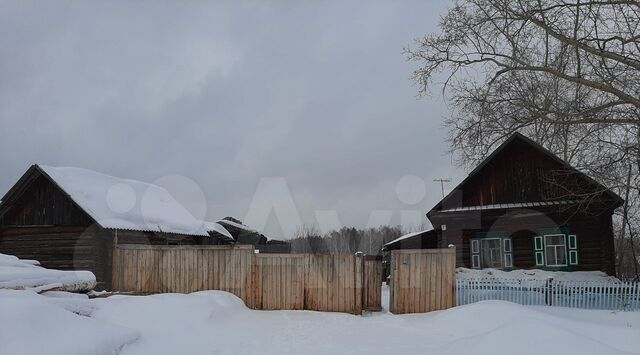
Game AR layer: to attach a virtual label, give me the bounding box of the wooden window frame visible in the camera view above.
[480,237,503,268]
[544,234,568,267]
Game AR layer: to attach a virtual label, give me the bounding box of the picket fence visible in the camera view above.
[456,278,640,311]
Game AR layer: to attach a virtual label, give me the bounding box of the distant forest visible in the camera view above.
[288,225,417,255]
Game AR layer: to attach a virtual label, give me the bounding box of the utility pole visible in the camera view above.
[433,178,451,198]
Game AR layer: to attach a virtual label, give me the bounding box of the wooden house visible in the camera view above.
[0,164,217,289]
[217,217,291,253]
[426,133,622,275]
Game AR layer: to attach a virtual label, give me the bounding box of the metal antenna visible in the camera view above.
[433,178,451,198]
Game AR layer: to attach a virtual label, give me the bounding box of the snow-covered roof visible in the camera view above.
[38,165,209,236]
[439,200,576,213]
[383,230,432,248]
[217,219,259,234]
[202,221,234,240]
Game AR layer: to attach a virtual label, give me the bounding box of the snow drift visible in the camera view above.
[0,290,138,355]
[457,267,619,282]
[0,253,96,292]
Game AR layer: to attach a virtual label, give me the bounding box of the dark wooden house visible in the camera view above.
[0,164,214,289]
[427,133,622,275]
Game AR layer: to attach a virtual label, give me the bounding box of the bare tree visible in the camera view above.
[407,0,640,279]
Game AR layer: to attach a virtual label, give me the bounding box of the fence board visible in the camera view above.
[456,278,640,311]
[389,248,457,314]
[113,245,377,315]
[363,256,382,311]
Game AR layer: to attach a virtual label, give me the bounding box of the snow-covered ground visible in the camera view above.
[1,254,637,354]
[457,267,620,282]
[1,288,639,355]
[0,253,95,292]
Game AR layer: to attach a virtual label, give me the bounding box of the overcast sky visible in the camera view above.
[0,0,464,238]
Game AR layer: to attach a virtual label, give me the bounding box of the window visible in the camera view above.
[480,238,502,268]
[544,234,567,266]
[471,236,512,269]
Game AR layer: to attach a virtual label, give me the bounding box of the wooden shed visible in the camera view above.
[0,164,214,289]
[427,133,623,275]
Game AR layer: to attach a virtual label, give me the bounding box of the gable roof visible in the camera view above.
[1,164,209,236]
[428,133,623,215]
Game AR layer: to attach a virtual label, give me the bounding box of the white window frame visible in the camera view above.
[568,234,577,250]
[480,238,503,268]
[544,234,568,267]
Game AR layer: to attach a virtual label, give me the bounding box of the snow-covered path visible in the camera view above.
[2,289,640,355]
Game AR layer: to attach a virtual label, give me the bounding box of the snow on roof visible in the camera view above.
[217,219,259,234]
[439,200,576,213]
[383,230,432,248]
[202,221,234,240]
[38,165,208,236]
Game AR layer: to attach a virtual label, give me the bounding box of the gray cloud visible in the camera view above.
[0,0,463,238]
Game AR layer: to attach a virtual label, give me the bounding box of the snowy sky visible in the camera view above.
[0,0,464,238]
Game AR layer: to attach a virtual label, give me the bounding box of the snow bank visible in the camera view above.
[0,253,96,292]
[91,291,640,355]
[424,301,639,354]
[0,290,138,355]
[3,289,640,355]
[457,267,619,282]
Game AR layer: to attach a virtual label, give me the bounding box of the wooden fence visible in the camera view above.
[457,278,640,311]
[113,245,381,315]
[389,248,456,314]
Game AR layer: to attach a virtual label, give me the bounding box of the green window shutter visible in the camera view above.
[569,250,578,265]
[471,239,480,268]
[534,236,544,266]
[568,235,578,265]
[534,236,543,251]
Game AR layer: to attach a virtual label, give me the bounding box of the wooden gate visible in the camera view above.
[251,254,306,310]
[389,248,456,314]
[363,255,383,311]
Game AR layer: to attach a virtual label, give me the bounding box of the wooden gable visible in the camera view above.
[430,133,622,212]
[0,166,95,227]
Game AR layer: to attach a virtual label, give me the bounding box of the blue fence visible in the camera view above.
[456,278,640,311]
